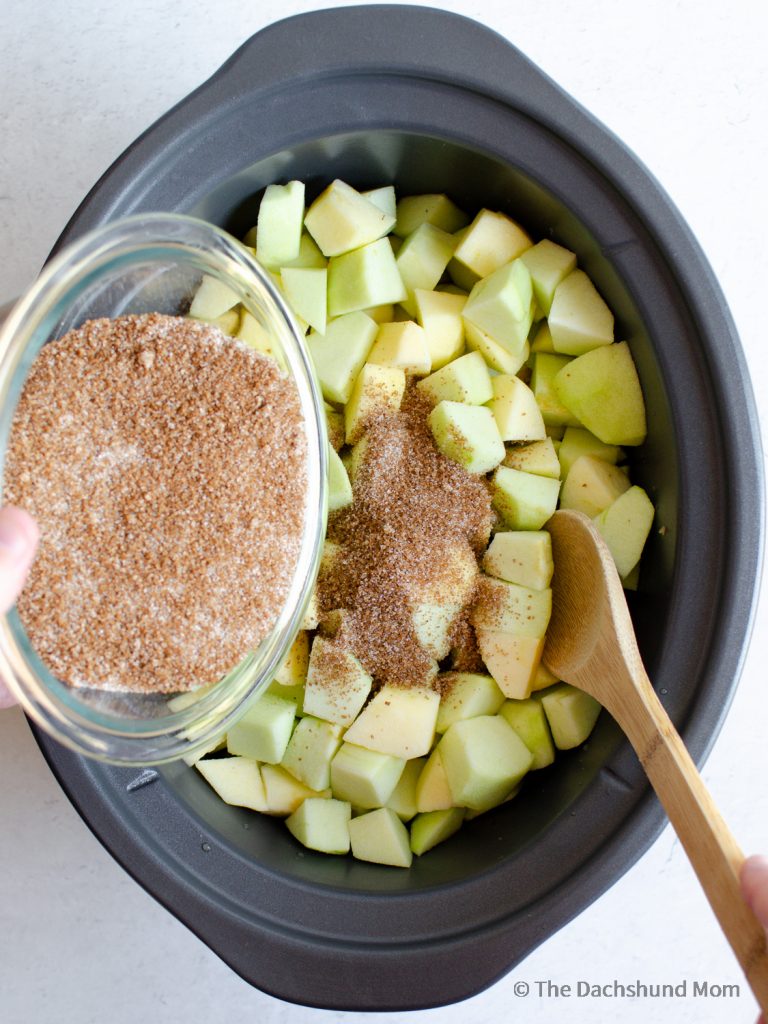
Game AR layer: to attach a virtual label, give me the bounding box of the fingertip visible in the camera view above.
[0,505,39,549]
[741,855,768,926]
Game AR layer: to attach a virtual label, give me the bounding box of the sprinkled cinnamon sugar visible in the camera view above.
[318,385,492,690]
[4,313,307,693]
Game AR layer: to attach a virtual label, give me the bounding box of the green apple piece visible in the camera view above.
[452,209,532,280]
[331,742,406,809]
[344,684,440,759]
[301,589,320,630]
[266,679,305,715]
[546,425,565,441]
[475,630,544,699]
[519,239,577,316]
[280,267,327,335]
[491,465,561,530]
[367,320,431,376]
[428,400,505,474]
[553,342,647,445]
[286,797,352,855]
[530,352,581,428]
[327,445,353,512]
[281,715,344,791]
[463,785,521,820]
[503,438,561,479]
[196,756,269,812]
[304,179,395,257]
[394,193,469,238]
[415,747,454,812]
[236,310,277,361]
[255,180,305,268]
[560,454,631,518]
[183,733,227,767]
[274,630,310,686]
[410,601,460,661]
[166,681,216,712]
[365,303,396,324]
[196,308,239,336]
[549,269,614,356]
[472,577,552,637]
[189,274,240,320]
[499,699,555,770]
[385,757,425,821]
[226,692,296,764]
[418,351,492,406]
[558,426,622,478]
[540,683,602,750]
[439,715,533,811]
[345,363,406,444]
[328,237,407,317]
[465,321,530,375]
[488,374,546,442]
[462,260,534,354]
[436,672,506,733]
[306,312,378,404]
[396,222,457,315]
[326,406,345,451]
[530,320,555,354]
[349,807,413,868]
[482,530,554,590]
[304,637,373,726]
[593,485,655,577]
[414,289,467,369]
[261,764,331,816]
[531,661,559,692]
[361,185,397,219]
[277,231,327,270]
[622,561,641,591]
[410,807,465,856]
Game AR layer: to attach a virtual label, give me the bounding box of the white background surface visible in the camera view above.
[1,1,766,1022]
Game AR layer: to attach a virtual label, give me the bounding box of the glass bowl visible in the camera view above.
[0,213,327,765]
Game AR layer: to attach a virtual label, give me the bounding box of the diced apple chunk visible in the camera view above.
[414,289,466,369]
[305,179,395,257]
[549,269,614,355]
[530,661,559,692]
[196,756,268,812]
[558,426,622,478]
[189,275,240,320]
[503,438,561,479]
[428,400,505,474]
[345,363,406,444]
[410,808,465,856]
[559,454,631,518]
[475,631,545,699]
[278,231,327,270]
[452,210,532,280]
[343,684,439,759]
[396,223,456,315]
[491,466,561,530]
[362,185,397,219]
[261,764,331,815]
[226,693,296,764]
[349,807,413,867]
[274,630,310,686]
[281,715,344,791]
[327,445,353,512]
[331,743,406,808]
[367,321,431,376]
[531,353,581,428]
[465,321,530,375]
[386,757,425,821]
[439,715,533,811]
[593,485,655,577]
[395,193,469,238]
[472,577,552,637]
[307,312,378,404]
[499,699,555,769]
[418,351,492,405]
[415,747,454,812]
[436,672,506,733]
[540,683,602,749]
[255,180,305,268]
[411,601,461,661]
[530,321,555,353]
[482,531,554,590]
[462,260,533,354]
[328,238,407,317]
[519,239,577,315]
[554,342,646,445]
[286,797,352,854]
[488,375,546,442]
[304,637,373,727]
[280,267,327,335]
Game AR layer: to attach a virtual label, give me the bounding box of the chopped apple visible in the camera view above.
[277,231,327,270]
[503,438,561,479]
[593,484,655,577]
[414,288,466,369]
[530,352,581,428]
[530,661,559,692]
[196,756,269,812]
[386,757,426,821]
[410,808,465,856]
[255,180,305,267]
[365,303,396,324]
[418,350,493,406]
[266,679,305,714]
[559,454,631,518]
[451,210,532,281]
[558,426,622,478]
[189,274,240,320]
[326,405,345,451]
[349,807,413,867]
[428,400,505,474]
[261,764,331,815]
[554,342,647,445]
[286,797,351,854]
[280,267,327,334]
[411,602,460,661]
[330,742,406,808]
[226,692,296,764]
[305,179,395,257]
[304,637,373,726]
[343,684,439,759]
[236,310,277,361]
[327,445,353,512]
[345,363,406,444]
[462,259,533,354]
[281,715,344,791]
[519,239,577,315]
[472,577,552,637]
[436,672,506,733]
[530,320,555,353]
[475,631,545,699]
[395,193,469,237]
[306,312,378,404]
[487,374,546,442]
[274,630,310,686]
[491,465,561,530]
[438,715,533,811]
[362,185,397,219]
[465,321,530,375]
[328,238,407,317]
[549,270,614,356]
[396,222,457,315]
[200,308,240,336]
[539,683,602,749]
[415,747,454,812]
[499,699,555,769]
[367,321,431,376]
[482,530,554,590]
[301,589,320,630]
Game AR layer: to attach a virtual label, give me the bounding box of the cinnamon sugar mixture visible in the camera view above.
[4,314,307,692]
[318,386,492,690]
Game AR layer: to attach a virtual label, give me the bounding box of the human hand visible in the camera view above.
[741,855,768,1024]
[0,506,39,708]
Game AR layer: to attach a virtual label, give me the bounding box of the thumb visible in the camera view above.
[0,506,39,614]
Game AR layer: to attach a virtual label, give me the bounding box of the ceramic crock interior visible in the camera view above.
[159,130,677,892]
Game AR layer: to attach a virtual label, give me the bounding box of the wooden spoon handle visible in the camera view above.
[615,667,768,1013]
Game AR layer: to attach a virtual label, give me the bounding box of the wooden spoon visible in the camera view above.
[544,509,768,1014]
